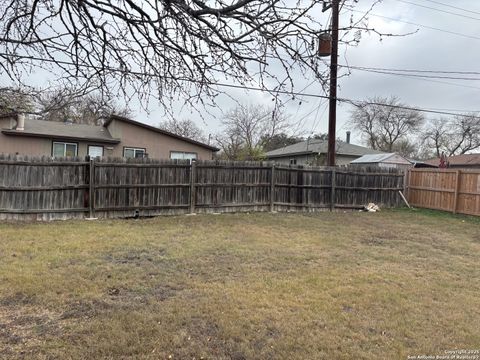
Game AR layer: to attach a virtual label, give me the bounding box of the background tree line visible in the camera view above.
[349,96,480,159]
[0,87,130,125]
[2,87,479,161]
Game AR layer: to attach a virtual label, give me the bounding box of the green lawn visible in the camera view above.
[0,209,479,359]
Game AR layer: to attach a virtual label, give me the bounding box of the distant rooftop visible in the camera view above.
[265,138,383,158]
[425,153,480,167]
[351,153,412,165]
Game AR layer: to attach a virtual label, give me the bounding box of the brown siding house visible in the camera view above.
[0,113,218,160]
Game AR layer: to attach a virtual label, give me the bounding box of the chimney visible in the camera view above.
[16,113,25,131]
[346,131,351,144]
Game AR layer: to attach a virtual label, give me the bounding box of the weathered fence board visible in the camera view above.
[407,168,480,216]
[0,155,405,220]
[0,154,88,220]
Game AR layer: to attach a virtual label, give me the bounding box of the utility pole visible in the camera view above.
[326,0,339,166]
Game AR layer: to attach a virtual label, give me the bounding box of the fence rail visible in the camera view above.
[406,168,480,216]
[0,154,405,220]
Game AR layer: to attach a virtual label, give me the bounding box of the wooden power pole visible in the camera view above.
[326,0,339,166]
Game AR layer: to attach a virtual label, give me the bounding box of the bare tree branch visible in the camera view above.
[0,0,402,109]
[349,96,424,153]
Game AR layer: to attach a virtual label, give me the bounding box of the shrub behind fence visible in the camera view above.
[0,155,405,220]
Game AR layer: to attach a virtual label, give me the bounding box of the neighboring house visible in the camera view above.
[0,113,218,160]
[350,153,413,170]
[424,154,480,169]
[265,133,383,166]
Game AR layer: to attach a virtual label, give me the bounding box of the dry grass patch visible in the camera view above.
[0,209,479,359]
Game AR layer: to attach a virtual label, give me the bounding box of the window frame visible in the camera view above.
[290,158,297,165]
[123,146,147,159]
[169,151,198,161]
[52,141,78,157]
[87,145,104,158]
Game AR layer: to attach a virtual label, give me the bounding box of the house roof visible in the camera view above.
[2,117,120,144]
[425,153,480,167]
[106,115,219,151]
[265,139,383,158]
[1,113,219,151]
[350,153,412,165]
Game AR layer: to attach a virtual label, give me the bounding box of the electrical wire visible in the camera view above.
[339,64,480,76]
[342,65,480,81]
[0,52,479,118]
[418,0,480,16]
[310,100,329,134]
[341,66,480,90]
[392,0,480,21]
[349,9,480,41]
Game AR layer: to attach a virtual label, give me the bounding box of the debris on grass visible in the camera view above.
[364,203,380,212]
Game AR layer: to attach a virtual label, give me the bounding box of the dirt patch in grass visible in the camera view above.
[0,305,65,358]
[0,210,479,359]
[360,230,398,246]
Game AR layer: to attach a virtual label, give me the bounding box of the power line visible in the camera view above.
[418,0,480,16]
[339,64,480,76]
[392,0,480,21]
[342,66,480,90]
[349,9,480,41]
[310,100,329,134]
[0,52,479,118]
[291,99,326,133]
[342,65,480,81]
[341,98,479,118]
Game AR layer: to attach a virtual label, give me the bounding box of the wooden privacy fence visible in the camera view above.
[0,154,405,220]
[407,168,480,216]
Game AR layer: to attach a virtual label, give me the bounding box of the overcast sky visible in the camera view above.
[131,0,480,145]
[3,0,480,146]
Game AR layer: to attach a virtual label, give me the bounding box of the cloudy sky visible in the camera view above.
[135,0,479,145]
[3,0,479,146]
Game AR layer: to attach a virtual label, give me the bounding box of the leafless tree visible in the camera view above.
[216,103,290,160]
[159,118,207,142]
[0,0,400,109]
[423,115,480,157]
[38,90,131,125]
[0,86,130,124]
[0,87,35,114]
[216,132,245,160]
[349,96,424,153]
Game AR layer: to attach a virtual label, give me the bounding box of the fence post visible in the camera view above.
[88,157,95,219]
[453,170,461,214]
[270,163,276,212]
[190,160,196,214]
[330,167,336,211]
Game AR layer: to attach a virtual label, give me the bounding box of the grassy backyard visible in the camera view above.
[0,209,479,359]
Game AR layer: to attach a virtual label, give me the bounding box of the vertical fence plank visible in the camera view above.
[190,160,196,214]
[270,164,275,212]
[330,168,336,211]
[453,170,461,214]
[89,157,95,218]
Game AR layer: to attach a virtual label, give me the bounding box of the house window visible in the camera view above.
[170,151,197,162]
[290,158,297,165]
[88,145,103,158]
[124,147,146,158]
[52,142,78,157]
